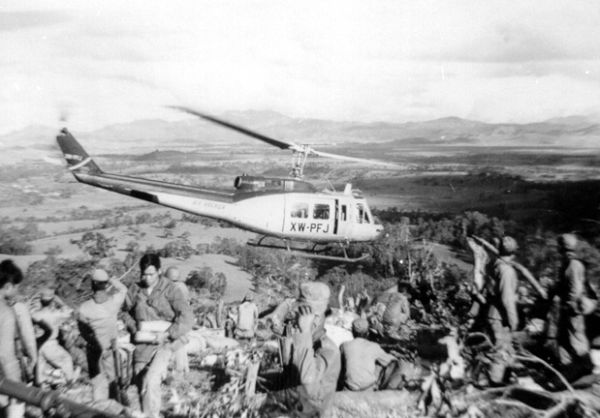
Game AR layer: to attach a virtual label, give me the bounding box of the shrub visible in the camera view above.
[186,267,227,298]
[319,266,395,308]
[44,246,63,256]
[209,237,242,256]
[209,272,227,297]
[160,238,195,260]
[164,219,177,229]
[25,256,96,306]
[186,267,213,290]
[0,222,43,255]
[135,212,152,225]
[125,241,140,253]
[0,233,32,255]
[73,232,116,259]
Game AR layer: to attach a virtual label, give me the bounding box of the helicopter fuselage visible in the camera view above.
[71,169,382,243]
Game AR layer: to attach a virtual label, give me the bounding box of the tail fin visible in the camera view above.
[56,128,102,174]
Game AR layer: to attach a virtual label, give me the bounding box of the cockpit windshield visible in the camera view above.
[356,203,370,224]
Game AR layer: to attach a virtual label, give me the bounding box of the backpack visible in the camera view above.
[581,278,598,315]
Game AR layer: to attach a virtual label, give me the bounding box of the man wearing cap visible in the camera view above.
[486,236,520,384]
[235,293,258,339]
[340,318,396,391]
[549,233,592,370]
[77,268,128,401]
[124,253,193,418]
[279,281,341,417]
[31,288,77,386]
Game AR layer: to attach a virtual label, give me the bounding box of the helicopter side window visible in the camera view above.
[356,203,370,224]
[266,179,283,190]
[290,202,309,219]
[313,204,330,220]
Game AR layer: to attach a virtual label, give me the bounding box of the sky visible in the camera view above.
[2,0,600,135]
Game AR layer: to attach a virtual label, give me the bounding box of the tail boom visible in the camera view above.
[56,128,244,225]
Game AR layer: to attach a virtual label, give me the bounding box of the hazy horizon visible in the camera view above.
[4,108,600,136]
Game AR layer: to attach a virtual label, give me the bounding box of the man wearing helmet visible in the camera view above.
[486,236,520,385]
[262,282,341,417]
[32,288,77,387]
[551,234,593,370]
[77,268,128,401]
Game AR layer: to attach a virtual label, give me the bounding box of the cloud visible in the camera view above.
[0,11,69,31]
[2,0,600,134]
[405,1,600,63]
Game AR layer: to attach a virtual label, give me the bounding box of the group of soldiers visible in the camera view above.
[0,231,599,418]
[0,251,412,418]
[258,233,600,416]
[466,233,599,384]
[0,254,193,418]
[256,281,413,416]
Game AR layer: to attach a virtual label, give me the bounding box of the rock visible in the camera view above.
[185,333,206,354]
[201,354,220,367]
[328,390,420,418]
[204,335,239,350]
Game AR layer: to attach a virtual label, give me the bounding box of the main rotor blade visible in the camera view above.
[310,149,401,168]
[169,105,293,150]
[170,105,401,169]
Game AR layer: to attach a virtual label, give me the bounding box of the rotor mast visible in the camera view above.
[291,145,310,178]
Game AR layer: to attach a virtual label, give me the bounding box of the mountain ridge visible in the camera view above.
[3,112,600,159]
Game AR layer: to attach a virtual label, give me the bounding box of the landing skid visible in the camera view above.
[246,237,369,263]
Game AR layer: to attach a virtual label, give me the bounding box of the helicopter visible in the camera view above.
[56,106,392,262]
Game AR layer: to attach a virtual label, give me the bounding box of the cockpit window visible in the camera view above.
[313,204,330,220]
[266,179,283,189]
[356,203,370,224]
[290,202,308,218]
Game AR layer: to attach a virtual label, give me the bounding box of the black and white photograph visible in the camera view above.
[2,1,600,417]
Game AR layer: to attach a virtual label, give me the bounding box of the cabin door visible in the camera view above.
[335,200,351,239]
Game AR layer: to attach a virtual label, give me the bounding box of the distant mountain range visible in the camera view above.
[1,111,600,164]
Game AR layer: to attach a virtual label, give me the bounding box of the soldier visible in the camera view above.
[31,288,77,386]
[340,318,396,391]
[381,280,411,339]
[0,259,36,418]
[549,234,594,372]
[124,253,193,418]
[264,282,341,417]
[77,269,128,401]
[165,266,188,300]
[486,236,520,385]
[235,293,258,339]
[163,266,191,375]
